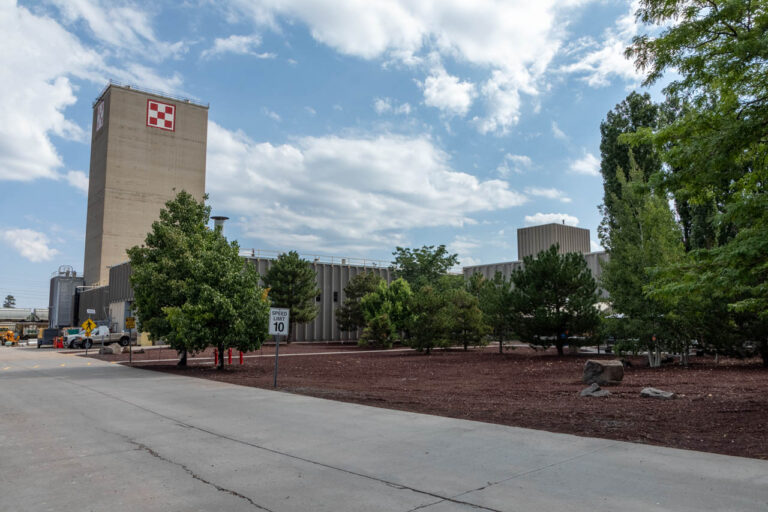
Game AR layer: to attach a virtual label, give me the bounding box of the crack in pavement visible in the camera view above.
[27,359,611,512]
[131,441,276,511]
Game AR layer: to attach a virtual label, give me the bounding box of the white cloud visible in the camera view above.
[562,1,644,87]
[525,187,571,203]
[263,108,281,122]
[201,34,275,60]
[569,152,600,176]
[524,213,580,226]
[551,121,568,141]
[65,170,89,194]
[50,0,187,61]
[1,229,59,262]
[206,122,527,253]
[305,106,316,116]
[449,235,479,254]
[227,0,595,134]
[496,153,532,177]
[420,67,476,117]
[0,2,183,183]
[590,239,604,252]
[374,97,411,115]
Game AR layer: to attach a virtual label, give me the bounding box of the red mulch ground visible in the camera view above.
[83,344,768,459]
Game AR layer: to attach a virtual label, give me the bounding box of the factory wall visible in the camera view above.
[517,223,590,260]
[246,257,393,342]
[463,251,609,297]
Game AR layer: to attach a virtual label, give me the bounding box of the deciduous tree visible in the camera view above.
[392,245,458,290]
[128,191,269,367]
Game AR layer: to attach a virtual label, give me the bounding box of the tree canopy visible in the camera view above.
[128,191,269,367]
[392,245,459,290]
[511,245,601,356]
[263,251,319,342]
[621,0,768,365]
[3,295,15,308]
[335,272,384,332]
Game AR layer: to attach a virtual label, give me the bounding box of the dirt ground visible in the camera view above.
[83,344,768,459]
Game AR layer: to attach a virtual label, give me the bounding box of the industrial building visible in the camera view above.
[83,82,208,286]
[49,82,608,345]
[464,223,608,296]
[79,254,392,342]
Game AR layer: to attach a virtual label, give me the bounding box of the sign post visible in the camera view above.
[126,317,136,365]
[82,318,96,356]
[269,308,289,388]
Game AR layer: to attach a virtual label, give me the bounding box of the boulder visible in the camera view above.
[583,359,624,385]
[640,387,676,400]
[99,344,121,355]
[579,383,611,398]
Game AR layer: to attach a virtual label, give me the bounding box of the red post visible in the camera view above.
[214,349,218,367]
[228,348,232,365]
[239,351,244,365]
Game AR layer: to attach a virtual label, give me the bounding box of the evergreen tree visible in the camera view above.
[445,288,488,351]
[406,285,451,355]
[471,272,515,353]
[3,295,15,308]
[511,245,601,356]
[336,272,384,332]
[263,251,320,342]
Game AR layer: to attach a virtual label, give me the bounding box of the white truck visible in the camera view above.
[64,326,135,349]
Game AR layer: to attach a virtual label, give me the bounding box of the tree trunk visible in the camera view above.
[217,343,225,370]
[556,342,564,356]
[498,333,503,354]
[760,339,768,368]
[463,339,468,351]
[287,322,293,344]
[648,346,661,368]
[177,348,187,367]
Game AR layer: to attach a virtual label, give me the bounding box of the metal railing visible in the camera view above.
[240,248,390,269]
[93,80,209,108]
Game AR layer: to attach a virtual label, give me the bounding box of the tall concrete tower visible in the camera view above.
[83,83,208,285]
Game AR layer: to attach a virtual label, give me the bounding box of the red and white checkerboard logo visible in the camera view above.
[146,99,176,131]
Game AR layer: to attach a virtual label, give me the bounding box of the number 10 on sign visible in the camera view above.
[269,308,289,335]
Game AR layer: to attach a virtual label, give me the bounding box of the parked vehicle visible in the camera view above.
[37,328,60,348]
[63,326,135,349]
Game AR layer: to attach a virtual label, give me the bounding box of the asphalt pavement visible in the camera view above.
[1,347,766,512]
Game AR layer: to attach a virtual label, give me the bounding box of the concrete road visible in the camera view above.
[1,348,766,512]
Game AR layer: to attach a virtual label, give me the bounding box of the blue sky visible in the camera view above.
[1,0,657,307]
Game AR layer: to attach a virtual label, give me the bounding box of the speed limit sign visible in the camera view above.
[269,308,290,336]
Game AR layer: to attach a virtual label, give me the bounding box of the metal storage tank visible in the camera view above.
[48,265,84,328]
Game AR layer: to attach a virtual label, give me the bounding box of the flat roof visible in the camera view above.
[93,81,209,109]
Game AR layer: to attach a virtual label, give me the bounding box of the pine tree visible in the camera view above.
[263,251,319,342]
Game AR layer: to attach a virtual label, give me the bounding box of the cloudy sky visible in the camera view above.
[1,0,658,307]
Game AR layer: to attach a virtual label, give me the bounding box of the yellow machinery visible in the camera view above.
[3,330,19,346]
